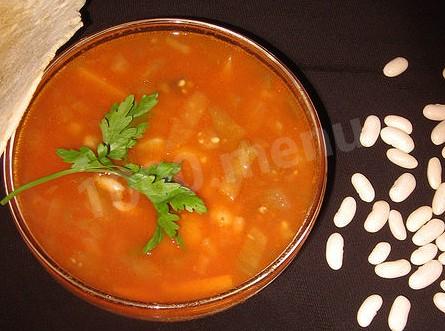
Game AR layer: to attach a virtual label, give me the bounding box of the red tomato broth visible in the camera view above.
[13,31,321,303]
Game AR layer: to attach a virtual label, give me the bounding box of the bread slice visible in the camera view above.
[0,0,86,156]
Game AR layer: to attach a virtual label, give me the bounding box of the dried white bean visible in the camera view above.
[436,232,445,251]
[443,68,445,79]
[408,260,443,290]
[388,296,410,331]
[412,219,445,246]
[386,148,418,169]
[384,115,412,134]
[389,173,416,203]
[333,197,356,228]
[326,233,344,270]
[360,115,381,147]
[433,292,445,313]
[368,242,391,265]
[427,157,442,190]
[380,127,414,153]
[442,146,445,158]
[388,210,406,240]
[432,183,445,215]
[383,57,408,77]
[406,206,432,232]
[375,259,411,279]
[410,243,438,265]
[441,280,445,291]
[439,252,445,265]
[351,173,375,202]
[357,294,383,327]
[431,121,445,145]
[423,104,445,121]
[364,201,390,233]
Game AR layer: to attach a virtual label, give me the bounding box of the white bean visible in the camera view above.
[364,201,390,233]
[433,292,445,314]
[436,232,445,251]
[357,294,383,327]
[408,260,443,290]
[333,197,356,228]
[351,173,375,202]
[412,219,445,246]
[389,173,416,203]
[443,68,445,79]
[428,157,442,190]
[423,104,445,121]
[431,120,445,145]
[439,252,445,265]
[375,259,411,279]
[368,242,391,265]
[406,206,432,232]
[384,115,413,134]
[388,296,411,331]
[360,115,381,147]
[388,210,406,240]
[326,233,344,270]
[432,183,445,215]
[441,280,445,291]
[410,243,438,265]
[380,127,415,153]
[442,146,445,159]
[383,57,408,77]
[386,148,418,169]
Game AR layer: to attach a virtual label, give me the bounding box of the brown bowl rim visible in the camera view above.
[3,18,327,316]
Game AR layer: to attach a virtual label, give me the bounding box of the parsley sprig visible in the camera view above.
[1,93,207,253]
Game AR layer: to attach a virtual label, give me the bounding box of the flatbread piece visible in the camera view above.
[0,0,86,156]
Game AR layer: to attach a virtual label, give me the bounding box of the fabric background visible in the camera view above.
[1,1,445,330]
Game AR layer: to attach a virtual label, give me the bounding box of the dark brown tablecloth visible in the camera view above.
[1,1,445,330]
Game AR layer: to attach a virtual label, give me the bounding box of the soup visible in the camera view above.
[12,29,322,303]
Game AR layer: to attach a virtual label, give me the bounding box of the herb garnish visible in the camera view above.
[1,93,207,253]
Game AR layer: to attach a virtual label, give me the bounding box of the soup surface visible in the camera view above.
[14,30,321,303]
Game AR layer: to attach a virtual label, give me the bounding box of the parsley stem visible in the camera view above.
[0,168,120,206]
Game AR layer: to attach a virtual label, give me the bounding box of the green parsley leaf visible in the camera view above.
[56,147,103,170]
[145,162,182,181]
[125,162,207,251]
[1,93,207,254]
[169,187,207,213]
[143,225,164,253]
[99,93,158,160]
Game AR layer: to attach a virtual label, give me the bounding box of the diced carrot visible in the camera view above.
[179,215,203,248]
[163,275,234,299]
[76,67,126,99]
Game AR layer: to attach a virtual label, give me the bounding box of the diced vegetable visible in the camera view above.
[219,140,257,200]
[110,53,129,73]
[78,178,104,218]
[166,92,208,149]
[76,67,126,98]
[83,135,99,149]
[208,106,245,149]
[165,37,191,54]
[238,227,268,276]
[220,56,233,79]
[262,189,290,210]
[94,175,125,199]
[163,275,234,299]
